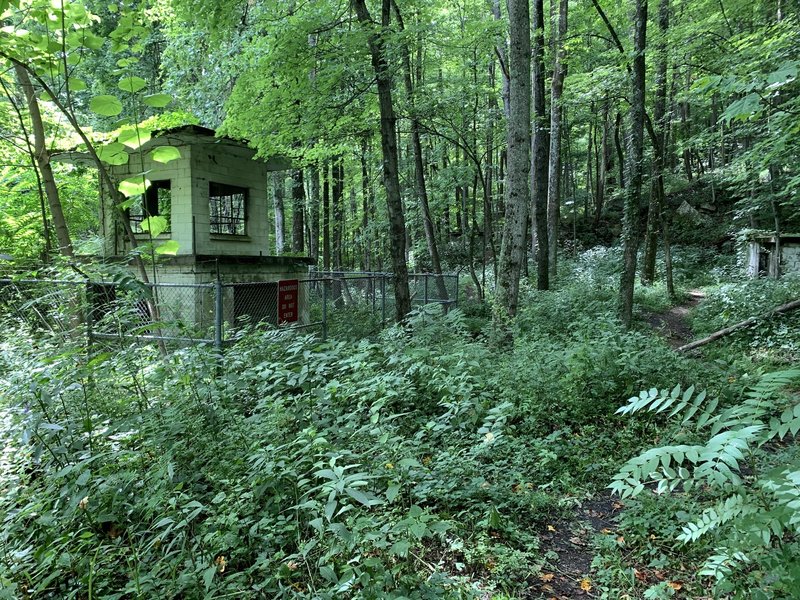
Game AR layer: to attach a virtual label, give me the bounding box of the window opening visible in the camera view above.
[130,180,171,233]
[209,182,247,235]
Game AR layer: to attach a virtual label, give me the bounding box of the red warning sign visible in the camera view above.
[277,279,299,323]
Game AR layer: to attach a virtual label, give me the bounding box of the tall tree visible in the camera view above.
[273,174,285,254]
[546,0,568,277]
[619,0,648,327]
[291,169,305,253]
[531,0,549,289]
[351,0,411,321]
[391,0,448,301]
[13,65,73,258]
[641,0,670,286]
[495,0,531,320]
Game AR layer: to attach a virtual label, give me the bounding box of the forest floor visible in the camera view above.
[642,290,705,347]
[526,493,620,599]
[528,291,707,599]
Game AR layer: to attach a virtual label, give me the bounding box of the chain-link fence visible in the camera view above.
[1,271,458,349]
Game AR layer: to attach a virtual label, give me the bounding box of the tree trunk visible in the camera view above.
[14,65,73,258]
[308,164,320,263]
[273,173,285,254]
[531,0,549,290]
[547,0,568,277]
[391,0,448,301]
[352,0,411,320]
[495,0,531,320]
[291,169,305,253]
[332,157,344,270]
[619,0,648,328]
[322,161,331,270]
[641,0,670,286]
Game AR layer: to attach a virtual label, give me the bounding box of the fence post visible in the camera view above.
[214,274,223,351]
[424,274,429,306]
[85,281,93,350]
[455,272,459,307]
[322,279,328,340]
[381,274,386,326]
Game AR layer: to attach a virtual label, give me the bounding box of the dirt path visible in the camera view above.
[643,290,705,348]
[526,494,622,599]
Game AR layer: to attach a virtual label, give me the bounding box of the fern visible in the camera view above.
[611,369,800,594]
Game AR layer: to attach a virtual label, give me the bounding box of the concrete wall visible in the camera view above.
[105,145,194,257]
[783,244,800,273]
[190,143,270,256]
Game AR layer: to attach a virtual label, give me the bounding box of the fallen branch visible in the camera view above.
[677,299,800,352]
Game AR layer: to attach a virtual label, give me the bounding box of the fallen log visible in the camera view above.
[677,298,800,353]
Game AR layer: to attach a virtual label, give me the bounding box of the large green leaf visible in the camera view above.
[721,94,762,124]
[150,146,181,164]
[118,177,151,198]
[67,77,87,92]
[155,240,180,255]
[89,95,122,117]
[142,93,173,108]
[118,76,147,93]
[96,142,129,166]
[118,127,151,150]
[139,216,169,237]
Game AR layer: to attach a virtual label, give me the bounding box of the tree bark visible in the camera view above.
[678,300,800,353]
[273,173,285,254]
[308,164,320,263]
[352,0,411,320]
[619,0,648,328]
[322,160,331,270]
[531,0,549,290]
[495,0,531,320]
[547,0,568,277]
[641,0,670,285]
[291,169,305,253]
[14,65,73,258]
[391,0,448,301]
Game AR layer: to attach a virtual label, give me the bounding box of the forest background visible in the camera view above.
[1,0,800,598]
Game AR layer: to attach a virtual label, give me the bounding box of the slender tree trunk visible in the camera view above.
[532,0,549,289]
[308,164,320,263]
[641,0,670,285]
[322,161,331,270]
[391,0,448,301]
[14,65,73,257]
[619,0,648,328]
[352,0,411,320]
[360,139,372,271]
[547,0,568,277]
[0,74,51,260]
[490,0,511,119]
[332,157,344,270]
[291,169,305,253]
[495,0,531,320]
[273,174,285,254]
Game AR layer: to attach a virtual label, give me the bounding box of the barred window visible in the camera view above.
[209,182,247,235]
[130,180,171,233]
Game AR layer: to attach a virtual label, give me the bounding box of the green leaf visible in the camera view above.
[68,77,87,92]
[202,565,216,591]
[142,93,173,108]
[96,142,129,166]
[721,94,762,124]
[118,177,151,198]
[390,540,410,557]
[118,76,147,93]
[118,127,151,150]
[150,146,181,164]
[90,95,123,117]
[386,484,400,503]
[139,216,169,237]
[155,240,179,255]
